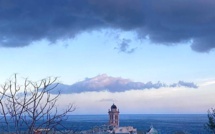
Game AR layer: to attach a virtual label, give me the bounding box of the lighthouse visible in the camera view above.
[108,104,120,127]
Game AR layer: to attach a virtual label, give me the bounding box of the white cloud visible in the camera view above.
[199,79,215,86]
[51,74,198,94]
[55,84,215,114]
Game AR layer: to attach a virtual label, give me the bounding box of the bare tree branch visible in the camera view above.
[0,74,75,134]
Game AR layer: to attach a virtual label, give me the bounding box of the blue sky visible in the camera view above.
[1,0,215,114]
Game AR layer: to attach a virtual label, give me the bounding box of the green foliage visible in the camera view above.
[206,108,215,134]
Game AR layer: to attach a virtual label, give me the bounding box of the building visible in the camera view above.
[108,104,120,127]
[113,126,137,134]
[33,128,52,134]
[146,126,158,134]
[80,104,156,134]
[108,104,137,134]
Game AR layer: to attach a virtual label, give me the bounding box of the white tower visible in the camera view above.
[108,104,120,127]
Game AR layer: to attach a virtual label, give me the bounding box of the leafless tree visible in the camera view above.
[0,74,75,134]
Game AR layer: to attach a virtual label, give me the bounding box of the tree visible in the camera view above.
[0,74,75,134]
[206,108,215,134]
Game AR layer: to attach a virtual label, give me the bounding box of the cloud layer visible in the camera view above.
[51,74,197,94]
[1,0,215,52]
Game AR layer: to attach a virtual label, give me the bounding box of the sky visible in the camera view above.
[0,0,215,114]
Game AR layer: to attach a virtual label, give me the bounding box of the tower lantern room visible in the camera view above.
[108,104,120,127]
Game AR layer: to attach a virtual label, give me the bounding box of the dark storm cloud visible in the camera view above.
[1,0,215,52]
[0,0,103,47]
[50,74,198,94]
[116,38,136,54]
[170,81,198,88]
